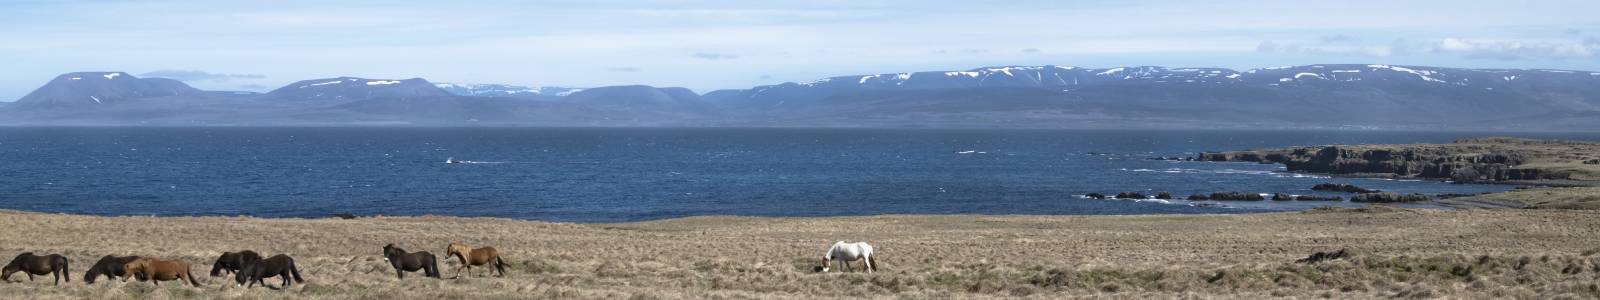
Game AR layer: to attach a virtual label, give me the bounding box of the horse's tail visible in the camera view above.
[494,255,508,276]
[425,254,441,278]
[289,259,305,283]
[186,264,201,287]
[867,255,878,272]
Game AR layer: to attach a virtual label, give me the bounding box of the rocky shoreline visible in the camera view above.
[1193,137,1600,184]
[1173,137,1600,210]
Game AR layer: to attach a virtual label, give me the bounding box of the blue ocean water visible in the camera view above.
[1,127,1595,222]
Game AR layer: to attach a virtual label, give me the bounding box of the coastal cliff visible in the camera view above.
[1195,137,1600,184]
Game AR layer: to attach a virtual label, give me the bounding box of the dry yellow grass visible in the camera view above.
[1,208,1599,299]
[1446,187,1600,210]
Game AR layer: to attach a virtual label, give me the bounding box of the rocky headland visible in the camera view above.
[1195,137,1600,185]
[1194,137,1600,209]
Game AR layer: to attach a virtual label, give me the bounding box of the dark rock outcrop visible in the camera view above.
[1207,192,1265,201]
[1196,138,1600,183]
[1085,193,1106,199]
[1296,249,1351,263]
[1311,183,1378,193]
[1187,194,1209,200]
[1155,192,1173,200]
[1293,195,1343,201]
[1115,192,1148,199]
[1351,192,1432,203]
[1272,193,1294,201]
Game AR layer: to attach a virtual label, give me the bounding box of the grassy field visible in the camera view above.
[1444,187,1600,210]
[1,208,1599,299]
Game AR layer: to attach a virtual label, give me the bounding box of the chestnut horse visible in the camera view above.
[84,255,141,283]
[446,242,508,278]
[382,244,440,279]
[123,258,201,286]
[2,252,70,285]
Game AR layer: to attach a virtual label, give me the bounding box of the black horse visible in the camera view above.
[381,244,440,279]
[84,255,144,283]
[2,252,69,285]
[235,254,304,288]
[210,250,262,277]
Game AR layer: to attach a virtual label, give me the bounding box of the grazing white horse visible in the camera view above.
[819,241,876,273]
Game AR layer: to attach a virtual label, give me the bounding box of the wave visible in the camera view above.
[1121,167,1329,178]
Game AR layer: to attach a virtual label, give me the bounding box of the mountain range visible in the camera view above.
[3,64,1598,130]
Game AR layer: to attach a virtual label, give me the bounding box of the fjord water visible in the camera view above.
[2,127,1596,222]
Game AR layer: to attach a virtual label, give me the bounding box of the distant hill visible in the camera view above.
[703,65,1600,129]
[11,72,205,109]
[434,83,581,101]
[560,85,720,118]
[2,65,1599,130]
[260,77,453,103]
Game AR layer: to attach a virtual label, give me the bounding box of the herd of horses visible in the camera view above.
[0,242,510,288]
[2,240,878,289]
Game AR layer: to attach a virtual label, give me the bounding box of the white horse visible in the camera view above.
[819,241,876,273]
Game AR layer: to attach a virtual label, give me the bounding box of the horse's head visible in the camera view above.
[382,244,401,262]
[817,256,831,273]
[210,252,233,277]
[122,258,152,281]
[233,262,255,287]
[446,243,468,257]
[0,263,16,281]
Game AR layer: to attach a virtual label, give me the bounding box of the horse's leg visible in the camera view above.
[396,268,405,279]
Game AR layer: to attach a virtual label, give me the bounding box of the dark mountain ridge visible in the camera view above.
[3,64,1598,129]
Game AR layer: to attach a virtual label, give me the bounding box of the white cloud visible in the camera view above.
[1431,38,1598,60]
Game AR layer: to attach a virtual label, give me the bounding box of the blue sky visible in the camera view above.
[2,0,1598,100]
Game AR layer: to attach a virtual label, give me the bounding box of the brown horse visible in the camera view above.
[445,242,508,278]
[123,258,201,286]
[2,252,70,285]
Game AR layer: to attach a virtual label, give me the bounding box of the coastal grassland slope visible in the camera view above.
[1,209,1599,299]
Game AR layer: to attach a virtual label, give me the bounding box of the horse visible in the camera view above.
[445,242,508,278]
[2,252,70,285]
[210,250,261,277]
[818,241,877,273]
[235,254,304,288]
[382,244,440,279]
[123,258,201,286]
[84,255,143,283]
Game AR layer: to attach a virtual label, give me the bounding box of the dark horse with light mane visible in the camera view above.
[210,250,261,277]
[235,254,304,288]
[2,252,70,285]
[382,244,440,279]
[84,255,142,283]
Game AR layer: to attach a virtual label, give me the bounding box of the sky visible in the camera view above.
[2,0,1599,100]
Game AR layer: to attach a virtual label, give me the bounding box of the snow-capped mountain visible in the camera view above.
[710,64,1600,111]
[561,85,718,117]
[261,77,453,103]
[11,72,204,109]
[3,64,1598,129]
[433,83,584,99]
